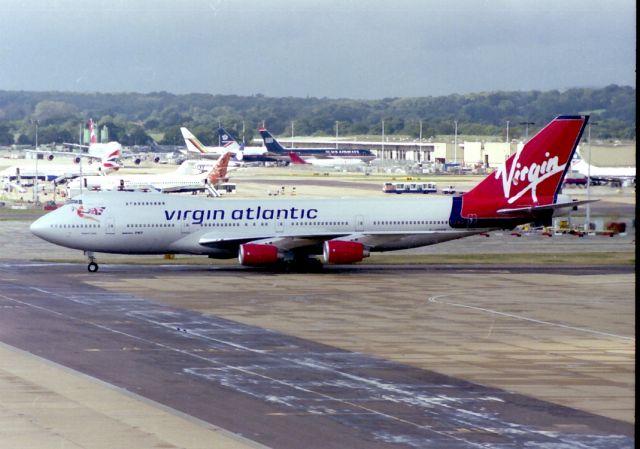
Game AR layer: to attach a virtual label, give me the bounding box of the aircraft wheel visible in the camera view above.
[88,262,99,273]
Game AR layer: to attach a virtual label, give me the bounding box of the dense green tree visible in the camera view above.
[0,124,14,144]
[0,86,634,144]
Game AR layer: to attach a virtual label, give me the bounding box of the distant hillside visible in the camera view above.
[0,85,634,146]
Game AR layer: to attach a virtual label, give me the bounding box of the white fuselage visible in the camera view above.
[65,161,216,194]
[571,158,636,179]
[187,144,266,160]
[296,157,365,167]
[30,191,475,257]
[1,160,106,182]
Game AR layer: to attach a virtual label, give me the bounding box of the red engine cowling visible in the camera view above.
[323,241,368,264]
[238,243,279,266]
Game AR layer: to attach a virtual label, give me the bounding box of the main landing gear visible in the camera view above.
[85,251,99,273]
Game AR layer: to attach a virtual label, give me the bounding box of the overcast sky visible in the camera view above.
[0,0,635,99]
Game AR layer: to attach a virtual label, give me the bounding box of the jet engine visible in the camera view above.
[74,156,81,164]
[134,158,142,165]
[47,153,54,161]
[153,156,160,163]
[238,243,279,266]
[322,241,369,264]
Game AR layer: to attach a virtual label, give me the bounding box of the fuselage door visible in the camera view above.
[181,221,191,234]
[275,220,284,233]
[355,215,364,232]
[105,217,115,234]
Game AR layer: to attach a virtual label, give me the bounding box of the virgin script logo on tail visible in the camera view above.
[495,149,564,204]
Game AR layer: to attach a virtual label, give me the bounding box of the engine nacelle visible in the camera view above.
[47,153,54,161]
[238,243,280,266]
[74,156,81,164]
[134,158,142,165]
[153,156,160,163]
[323,240,368,264]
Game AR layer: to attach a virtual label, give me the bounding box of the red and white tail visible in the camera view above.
[461,115,589,219]
[207,152,232,184]
[90,142,122,173]
[288,152,309,165]
[88,118,97,144]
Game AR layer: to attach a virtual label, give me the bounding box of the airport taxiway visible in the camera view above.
[0,259,634,449]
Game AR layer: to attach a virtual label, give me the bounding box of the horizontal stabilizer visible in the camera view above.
[497,199,599,215]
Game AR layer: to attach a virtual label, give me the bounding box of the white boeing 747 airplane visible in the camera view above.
[30,119,122,171]
[31,116,592,272]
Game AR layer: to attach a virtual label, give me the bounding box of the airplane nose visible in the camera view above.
[30,215,50,240]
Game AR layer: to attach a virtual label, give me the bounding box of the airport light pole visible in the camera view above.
[291,121,295,149]
[585,121,597,232]
[30,119,39,204]
[419,120,423,162]
[519,121,535,141]
[335,121,339,149]
[505,120,509,143]
[381,119,385,160]
[453,120,458,166]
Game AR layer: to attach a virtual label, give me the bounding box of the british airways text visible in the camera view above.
[164,206,319,224]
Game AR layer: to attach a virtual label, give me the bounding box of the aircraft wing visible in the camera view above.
[198,233,339,250]
[197,230,459,254]
[27,148,108,163]
[153,184,204,193]
[62,143,90,150]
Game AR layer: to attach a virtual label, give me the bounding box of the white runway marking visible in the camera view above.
[428,294,634,341]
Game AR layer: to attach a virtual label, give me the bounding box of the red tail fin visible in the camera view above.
[288,152,309,165]
[208,152,232,184]
[461,115,588,218]
[88,118,97,144]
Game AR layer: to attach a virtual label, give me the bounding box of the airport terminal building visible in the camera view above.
[272,137,515,168]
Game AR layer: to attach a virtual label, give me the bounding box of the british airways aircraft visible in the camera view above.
[53,118,122,170]
[31,116,591,273]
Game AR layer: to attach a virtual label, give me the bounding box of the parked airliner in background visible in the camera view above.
[65,152,232,196]
[181,126,240,158]
[181,127,273,163]
[259,128,376,162]
[571,149,635,186]
[217,127,272,163]
[288,151,366,168]
[31,116,592,273]
[1,150,123,186]
[51,118,122,171]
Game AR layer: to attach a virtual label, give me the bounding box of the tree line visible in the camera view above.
[0,85,634,147]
